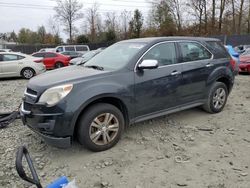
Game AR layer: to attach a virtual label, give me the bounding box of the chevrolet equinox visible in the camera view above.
[20,37,236,151]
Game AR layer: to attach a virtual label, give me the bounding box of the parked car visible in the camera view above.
[20,37,236,152]
[234,45,250,54]
[0,52,45,79]
[32,52,70,69]
[239,55,250,73]
[38,48,55,53]
[55,45,90,54]
[225,45,239,74]
[60,51,82,59]
[69,50,102,65]
[0,49,12,52]
[240,48,250,56]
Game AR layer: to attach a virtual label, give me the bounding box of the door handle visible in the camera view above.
[171,71,181,76]
[205,63,214,67]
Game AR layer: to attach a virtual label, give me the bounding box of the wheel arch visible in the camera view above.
[207,67,234,94]
[216,76,232,93]
[72,95,129,138]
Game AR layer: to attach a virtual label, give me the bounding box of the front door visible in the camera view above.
[134,42,182,118]
[1,54,21,77]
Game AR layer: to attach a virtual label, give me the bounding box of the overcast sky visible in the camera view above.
[0,0,151,39]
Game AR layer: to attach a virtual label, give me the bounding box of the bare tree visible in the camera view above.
[170,0,183,32]
[238,0,245,34]
[211,0,216,31]
[120,10,131,39]
[54,0,83,43]
[105,12,117,32]
[231,0,236,33]
[219,0,226,33]
[248,0,250,33]
[47,17,60,36]
[189,0,206,34]
[86,3,99,42]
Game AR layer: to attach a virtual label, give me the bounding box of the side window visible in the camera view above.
[0,55,3,61]
[18,55,25,60]
[33,53,44,57]
[2,54,19,61]
[56,47,63,52]
[179,42,212,62]
[65,46,75,51]
[45,53,57,58]
[143,43,177,66]
[206,41,230,58]
[76,46,88,51]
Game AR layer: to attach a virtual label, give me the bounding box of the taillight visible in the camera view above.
[229,59,236,70]
[34,59,43,63]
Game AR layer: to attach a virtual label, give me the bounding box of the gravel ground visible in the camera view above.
[0,75,250,188]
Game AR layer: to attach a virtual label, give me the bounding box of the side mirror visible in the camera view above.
[138,60,159,70]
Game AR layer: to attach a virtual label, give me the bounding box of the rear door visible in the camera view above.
[177,41,214,104]
[134,42,183,118]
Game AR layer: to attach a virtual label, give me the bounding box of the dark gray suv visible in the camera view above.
[20,37,236,151]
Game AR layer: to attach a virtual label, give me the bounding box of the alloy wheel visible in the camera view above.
[89,113,119,146]
[23,69,33,79]
[212,88,226,109]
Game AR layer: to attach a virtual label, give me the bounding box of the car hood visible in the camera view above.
[70,57,83,64]
[27,65,110,92]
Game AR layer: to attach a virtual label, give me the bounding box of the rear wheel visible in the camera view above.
[54,62,64,69]
[77,103,124,152]
[202,82,228,113]
[21,68,35,79]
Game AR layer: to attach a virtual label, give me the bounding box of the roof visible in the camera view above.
[121,36,220,44]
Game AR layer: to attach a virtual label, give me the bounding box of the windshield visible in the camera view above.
[84,42,146,70]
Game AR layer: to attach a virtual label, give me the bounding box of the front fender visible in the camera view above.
[66,81,134,135]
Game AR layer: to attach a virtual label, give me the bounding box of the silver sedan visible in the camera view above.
[0,52,46,79]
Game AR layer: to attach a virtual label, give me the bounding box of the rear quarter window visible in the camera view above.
[205,41,230,58]
[65,46,75,51]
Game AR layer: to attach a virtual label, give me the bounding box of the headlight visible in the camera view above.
[38,84,73,106]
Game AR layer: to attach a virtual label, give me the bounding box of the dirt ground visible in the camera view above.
[0,75,249,188]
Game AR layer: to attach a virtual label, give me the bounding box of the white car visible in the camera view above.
[38,48,56,52]
[0,52,46,79]
[0,49,12,52]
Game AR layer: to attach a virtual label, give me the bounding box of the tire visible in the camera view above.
[21,68,35,79]
[77,103,125,152]
[54,62,64,69]
[202,82,228,113]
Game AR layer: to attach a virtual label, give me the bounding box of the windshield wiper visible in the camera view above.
[85,65,104,71]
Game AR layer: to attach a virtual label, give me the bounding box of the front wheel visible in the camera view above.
[202,82,228,113]
[77,103,125,152]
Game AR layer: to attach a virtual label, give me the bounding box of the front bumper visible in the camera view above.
[20,103,72,148]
